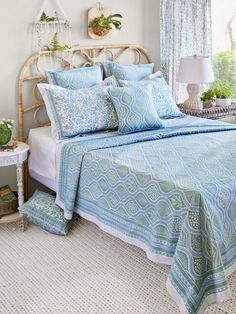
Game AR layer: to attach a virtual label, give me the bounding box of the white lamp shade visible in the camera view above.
[177,56,214,84]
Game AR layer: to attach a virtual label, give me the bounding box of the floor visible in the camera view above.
[0,220,236,314]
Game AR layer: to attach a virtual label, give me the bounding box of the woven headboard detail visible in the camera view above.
[18,44,153,142]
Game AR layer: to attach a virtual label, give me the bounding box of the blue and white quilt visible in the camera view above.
[56,117,236,313]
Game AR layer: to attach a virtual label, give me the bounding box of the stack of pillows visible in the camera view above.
[38,60,184,141]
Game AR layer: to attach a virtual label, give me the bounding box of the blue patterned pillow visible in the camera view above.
[108,85,163,135]
[103,61,154,81]
[46,66,103,90]
[38,84,118,141]
[118,71,184,119]
[20,190,77,236]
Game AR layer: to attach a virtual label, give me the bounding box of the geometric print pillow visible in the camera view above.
[38,83,118,141]
[108,84,164,135]
[20,190,78,236]
[118,71,184,119]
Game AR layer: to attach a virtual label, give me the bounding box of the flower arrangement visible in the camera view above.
[0,118,14,146]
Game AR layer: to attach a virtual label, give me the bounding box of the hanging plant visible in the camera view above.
[40,11,56,22]
[89,13,122,37]
[46,32,70,52]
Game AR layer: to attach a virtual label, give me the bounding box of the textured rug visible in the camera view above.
[1,219,236,314]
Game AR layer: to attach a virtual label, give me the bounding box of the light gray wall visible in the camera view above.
[0,0,160,190]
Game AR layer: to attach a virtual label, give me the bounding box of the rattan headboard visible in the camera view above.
[18,44,153,142]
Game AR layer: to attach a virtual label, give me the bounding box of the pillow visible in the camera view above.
[108,85,164,135]
[103,60,154,81]
[118,71,184,119]
[38,84,118,141]
[20,190,77,236]
[102,76,118,87]
[46,65,103,89]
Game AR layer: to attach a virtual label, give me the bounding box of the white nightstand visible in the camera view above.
[0,142,29,231]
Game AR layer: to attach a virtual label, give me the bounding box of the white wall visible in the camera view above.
[0,0,160,190]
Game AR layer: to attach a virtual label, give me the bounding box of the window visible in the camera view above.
[212,0,236,99]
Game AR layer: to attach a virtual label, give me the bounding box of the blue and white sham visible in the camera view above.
[103,60,154,81]
[46,65,103,90]
[38,83,118,141]
[118,71,184,119]
[108,85,163,134]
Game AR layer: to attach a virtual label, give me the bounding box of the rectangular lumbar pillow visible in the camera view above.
[20,190,77,236]
[118,71,184,119]
[46,65,103,90]
[38,83,118,141]
[108,84,164,135]
[103,60,154,81]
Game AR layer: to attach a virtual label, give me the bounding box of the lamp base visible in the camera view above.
[183,84,203,110]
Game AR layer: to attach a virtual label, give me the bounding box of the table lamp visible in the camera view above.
[177,55,214,110]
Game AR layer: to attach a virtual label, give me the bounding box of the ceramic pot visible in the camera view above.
[215,98,231,107]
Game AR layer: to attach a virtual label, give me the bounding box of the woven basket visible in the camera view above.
[203,100,216,109]
[92,25,110,37]
[0,185,18,217]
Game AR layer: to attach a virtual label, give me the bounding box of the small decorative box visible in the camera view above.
[0,185,18,217]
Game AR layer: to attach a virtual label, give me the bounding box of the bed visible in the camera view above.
[18,45,236,314]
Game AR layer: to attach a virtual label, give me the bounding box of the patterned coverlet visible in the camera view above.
[56,122,236,313]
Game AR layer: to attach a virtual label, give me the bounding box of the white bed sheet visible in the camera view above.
[28,115,212,191]
[28,127,117,191]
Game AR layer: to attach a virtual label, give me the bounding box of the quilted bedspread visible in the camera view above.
[56,121,236,313]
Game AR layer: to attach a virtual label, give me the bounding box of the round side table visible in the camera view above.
[0,142,29,231]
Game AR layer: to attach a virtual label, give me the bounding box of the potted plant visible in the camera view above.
[200,89,216,108]
[45,32,70,52]
[0,118,14,146]
[212,80,233,107]
[89,13,122,37]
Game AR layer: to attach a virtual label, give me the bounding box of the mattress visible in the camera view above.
[28,115,215,191]
[28,127,117,191]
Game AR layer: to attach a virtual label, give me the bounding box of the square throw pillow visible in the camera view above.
[118,71,184,119]
[103,60,154,81]
[20,190,77,236]
[46,65,103,90]
[38,84,118,141]
[108,85,164,135]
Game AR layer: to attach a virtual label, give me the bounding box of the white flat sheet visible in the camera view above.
[28,127,117,188]
[29,127,57,181]
[28,115,212,190]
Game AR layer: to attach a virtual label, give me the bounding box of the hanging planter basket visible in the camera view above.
[92,25,110,37]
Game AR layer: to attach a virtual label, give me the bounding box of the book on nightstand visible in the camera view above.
[0,185,18,217]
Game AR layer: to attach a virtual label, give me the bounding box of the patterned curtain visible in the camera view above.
[160,0,212,102]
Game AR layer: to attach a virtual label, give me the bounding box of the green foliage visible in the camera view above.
[89,13,123,30]
[201,80,233,101]
[211,80,233,99]
[200,89,215,101]
[0,119,13,145]
[213,50,236,97]
[48,32,70,52]
[40,11,56,22]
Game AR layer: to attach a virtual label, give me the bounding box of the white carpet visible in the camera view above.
[0,219,236,314]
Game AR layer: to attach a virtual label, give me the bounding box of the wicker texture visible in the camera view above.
[0,220,236,313]
[178,103,236,119]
